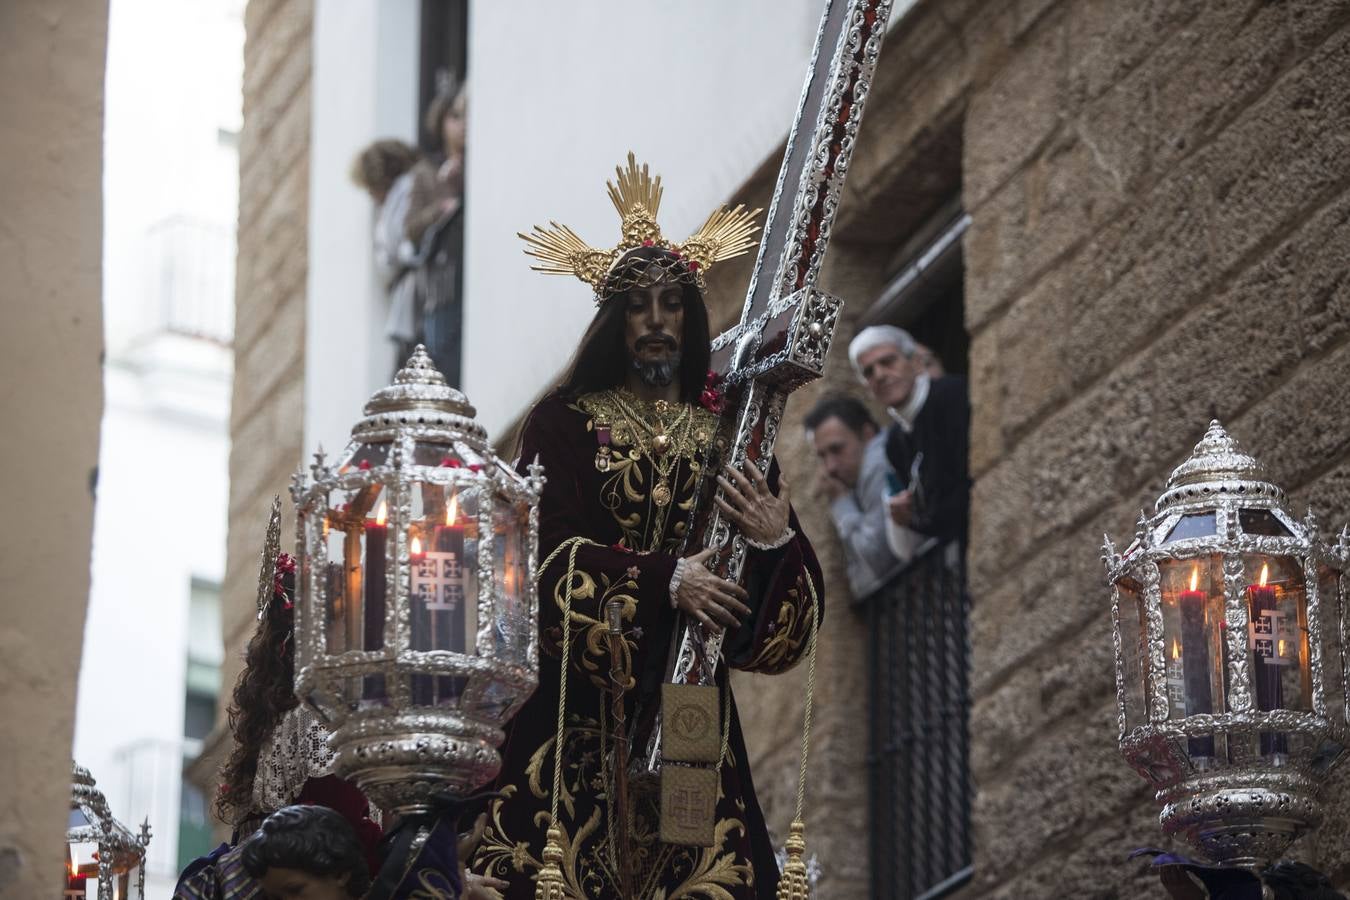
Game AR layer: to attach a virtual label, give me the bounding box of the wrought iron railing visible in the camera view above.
[857,538,973,899]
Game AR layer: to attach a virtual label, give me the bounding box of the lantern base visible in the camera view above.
[331,716,503,816]
[1159,781,1320,866]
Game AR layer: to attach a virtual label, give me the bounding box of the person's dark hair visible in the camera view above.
[349,139,419,200]
[803,393,878,436]
[215,569,297,823]
[423,79,467,149]
[557,247,711,405]
[1261,861,1347,900]
[240,805,370,896]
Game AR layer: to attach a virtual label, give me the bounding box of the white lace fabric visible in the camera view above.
[250,704,337,814]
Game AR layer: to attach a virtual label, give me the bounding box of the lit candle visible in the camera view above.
[1179,565,1215,758]
[435,491,467,656]
[1166,639,1186,713]
[362,500,387,702]
[364,499,387,650]
[1247,561,1286,755]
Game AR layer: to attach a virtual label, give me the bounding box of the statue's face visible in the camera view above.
[623,279,685,387]
[258,867,353,900]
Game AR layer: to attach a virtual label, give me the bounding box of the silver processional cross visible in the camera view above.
[644,0,896,793]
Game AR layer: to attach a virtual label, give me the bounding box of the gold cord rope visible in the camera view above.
[777,572,821,900]
[534,536,599,900]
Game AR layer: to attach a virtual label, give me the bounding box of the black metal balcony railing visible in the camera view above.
[858,539,973,900]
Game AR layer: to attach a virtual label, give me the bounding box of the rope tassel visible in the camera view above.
[534,825,568,900]
[776,820,811,900]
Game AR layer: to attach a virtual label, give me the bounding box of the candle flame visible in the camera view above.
[376,500,387,526]
[411,535,422,555]
[1172,639,1181,660]
[1189,565,1199,593]
[446,492,459,526]
[1259,562,1270,587]
[1278,638,1286,657]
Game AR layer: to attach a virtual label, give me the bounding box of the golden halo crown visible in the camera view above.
[518,152,762,303]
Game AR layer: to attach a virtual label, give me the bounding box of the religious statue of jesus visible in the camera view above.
[469,155,824,899]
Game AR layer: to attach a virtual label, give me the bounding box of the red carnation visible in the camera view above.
[642,239,654,247]
[358,460,372,470]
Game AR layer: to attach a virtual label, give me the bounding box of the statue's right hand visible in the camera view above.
[674,548,752,633]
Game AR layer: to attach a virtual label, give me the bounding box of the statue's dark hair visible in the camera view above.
[803,392,878,436]
[215,570,298,824]
[240,805,370,896]
[558,247,711,405]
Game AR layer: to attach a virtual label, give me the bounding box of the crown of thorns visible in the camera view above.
[518,152,761,304]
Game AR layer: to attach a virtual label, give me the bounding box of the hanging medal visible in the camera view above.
[595,425,612,472]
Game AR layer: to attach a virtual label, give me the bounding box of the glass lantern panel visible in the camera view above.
[323,482,388,708]
[1238,508,1292,537]
[412,440,457,468]
[342,441,390,472]
[1163,512,1218,544]
[491,499,531,661]
[1117,581,1149,734]
[1243,553,1311,760]
[1159,555,1225,763]
[406,481,479,706]
[68,808,91,828]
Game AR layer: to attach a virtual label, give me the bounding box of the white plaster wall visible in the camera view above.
[74,1,241,888]
[304,0,421,459]
[461,1,825,436]
[75,339,232,888]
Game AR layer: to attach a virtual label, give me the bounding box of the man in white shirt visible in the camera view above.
[804,394,920,597]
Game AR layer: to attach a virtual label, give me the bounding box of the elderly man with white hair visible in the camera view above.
[848,324,970,548]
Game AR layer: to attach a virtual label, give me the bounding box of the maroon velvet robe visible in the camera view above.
[471,390,823,899]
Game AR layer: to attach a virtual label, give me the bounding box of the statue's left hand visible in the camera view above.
[716,461,791,546]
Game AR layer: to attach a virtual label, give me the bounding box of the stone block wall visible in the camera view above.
[962,0,1350,895]
[188,0,313,815]
[730,0,1350,896]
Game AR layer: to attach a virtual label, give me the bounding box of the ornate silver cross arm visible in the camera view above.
[645,0,894,775]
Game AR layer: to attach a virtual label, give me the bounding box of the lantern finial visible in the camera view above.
[1156,420,1282,514]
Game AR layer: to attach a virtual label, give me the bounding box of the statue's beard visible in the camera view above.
[632,353,681,387]
[630,335,681,388]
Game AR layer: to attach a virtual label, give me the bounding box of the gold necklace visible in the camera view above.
[609,391,688,508]
[579,389,715,508]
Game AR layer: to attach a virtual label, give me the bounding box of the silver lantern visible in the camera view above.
[65,763,151,900]
[291,347,543,815]
[1104,421,1349,866]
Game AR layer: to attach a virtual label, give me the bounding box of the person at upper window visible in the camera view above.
[350,139,422,364]
[803,393,905,596]
[848,325,970,545]
[399,75,467,383]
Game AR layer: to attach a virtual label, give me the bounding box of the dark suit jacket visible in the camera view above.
[883,374,971,544]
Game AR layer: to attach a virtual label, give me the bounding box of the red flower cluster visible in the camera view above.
[274,552,297,608]
[699,370,725,414]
